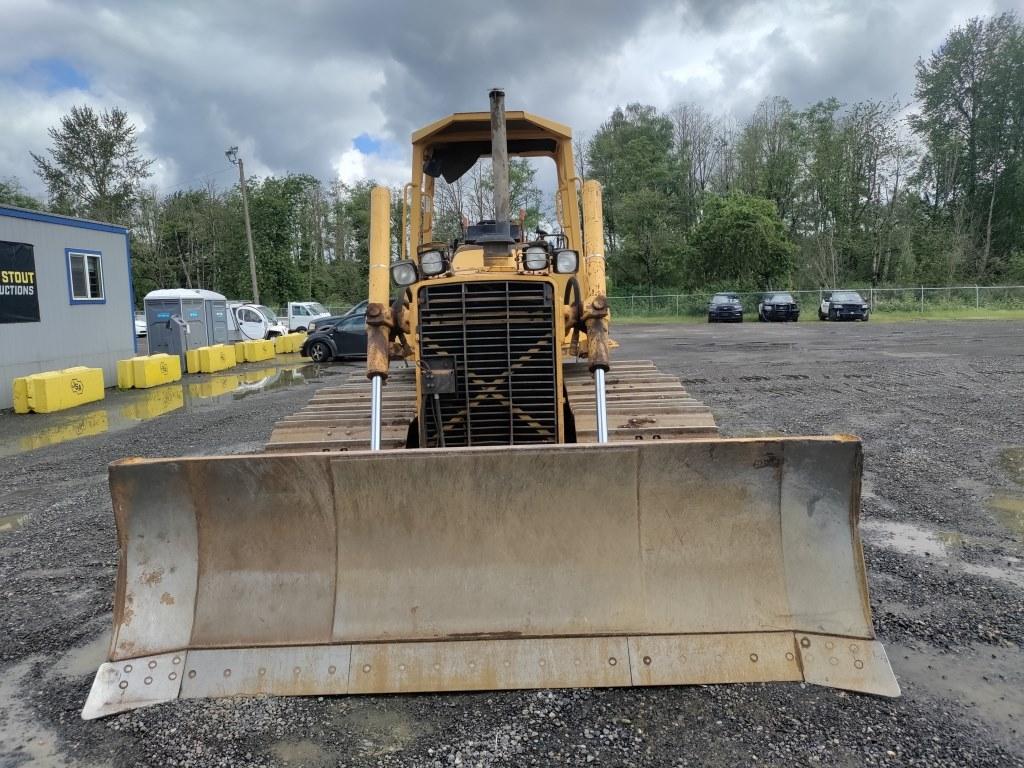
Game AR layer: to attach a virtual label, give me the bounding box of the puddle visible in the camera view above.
[1000,447,1024,485]
[862,519,949,558]
[341,703,432,757]
[269,740,334,766]
[0,361,348,458]
[890,642,1024,746]
[0,658,76,766]
[862,519,1024,590]
[989,495,1024,538]
[52,631,111,679]
[0,512,30,534]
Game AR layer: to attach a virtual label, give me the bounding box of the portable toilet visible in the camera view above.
[144,288,228,364]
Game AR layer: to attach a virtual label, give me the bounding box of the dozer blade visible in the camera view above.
[83,437,898,719]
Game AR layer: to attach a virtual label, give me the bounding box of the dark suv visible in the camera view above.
[819,291,870,321]
[707,293,744,323]
[758,292,800,322]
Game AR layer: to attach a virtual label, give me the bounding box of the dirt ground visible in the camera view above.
[0,321,1022,767]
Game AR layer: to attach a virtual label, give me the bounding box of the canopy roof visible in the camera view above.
[412,110,572,183]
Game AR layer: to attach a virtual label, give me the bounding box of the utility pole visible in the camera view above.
[225,146,259,304]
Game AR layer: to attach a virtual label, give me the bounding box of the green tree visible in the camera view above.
[31,105,154,223]
[0,177,44,210]
[588,104,692,291]
[911,12,1024,279]
[687,193,795,291]
[735,97,801,223]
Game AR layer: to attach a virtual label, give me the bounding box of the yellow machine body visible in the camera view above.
[83,95,897,719]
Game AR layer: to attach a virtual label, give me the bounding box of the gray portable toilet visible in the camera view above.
[143,288,228,364]
[206,300,228,344]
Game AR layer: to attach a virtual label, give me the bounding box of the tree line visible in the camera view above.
[2,12,1021,304]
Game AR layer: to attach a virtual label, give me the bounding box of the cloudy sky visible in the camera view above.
[0,0,1015,201]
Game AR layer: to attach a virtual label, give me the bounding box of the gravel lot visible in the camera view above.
[1,321,1022,767]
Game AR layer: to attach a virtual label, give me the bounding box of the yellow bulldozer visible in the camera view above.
[83,90,898,719]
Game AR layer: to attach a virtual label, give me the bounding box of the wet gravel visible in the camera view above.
[1,321,1022,767]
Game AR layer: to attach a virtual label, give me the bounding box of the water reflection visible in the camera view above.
[0,513,30,534]
[1,362,346,457]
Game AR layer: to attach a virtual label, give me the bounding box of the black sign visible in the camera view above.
[0,241,40,323]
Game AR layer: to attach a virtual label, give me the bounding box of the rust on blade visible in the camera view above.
[90,437,898,719]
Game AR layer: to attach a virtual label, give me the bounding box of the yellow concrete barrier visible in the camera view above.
[131,354,182,389]
[12,367,105,413]
[199,344,236,373]
[242,339,275,362]
[233,341,246,364]
[12,378,29,413]
[185,348,201,374]
[117,359,136,389]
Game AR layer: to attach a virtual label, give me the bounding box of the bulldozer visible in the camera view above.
[83,90,898,719]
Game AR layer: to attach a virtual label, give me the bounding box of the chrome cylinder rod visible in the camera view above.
[370,374,383,451]
[594,367,609,444]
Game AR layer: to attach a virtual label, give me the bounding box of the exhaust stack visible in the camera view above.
[489,88,511,232]
[484,88,513,259]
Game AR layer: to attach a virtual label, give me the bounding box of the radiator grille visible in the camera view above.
[418,281,558,447]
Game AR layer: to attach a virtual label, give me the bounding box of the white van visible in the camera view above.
[284,301,332,332]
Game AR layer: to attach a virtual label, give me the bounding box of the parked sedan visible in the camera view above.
[301,312,367,362]
[707,293,744,323]
[819,291,870,321]
[307,300,367,333]
[758,292,800,322]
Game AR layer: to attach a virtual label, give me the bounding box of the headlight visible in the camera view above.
[420,249,447,276]
[390,260,418,286]
[523,245,549,271]
[554,249,578,274]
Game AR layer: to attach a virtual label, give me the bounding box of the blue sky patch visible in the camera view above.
[352,133,381,154]
[11,57,90,93]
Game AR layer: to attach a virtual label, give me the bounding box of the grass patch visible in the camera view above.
[870,308,1024,322]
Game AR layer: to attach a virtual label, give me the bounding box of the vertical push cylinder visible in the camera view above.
[594,368,609,444]
[582,180,606,303]
[366,185,392,449]
[368,187,392,309]
[370,374,383,451]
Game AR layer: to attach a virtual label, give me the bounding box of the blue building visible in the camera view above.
[0,205,136,408]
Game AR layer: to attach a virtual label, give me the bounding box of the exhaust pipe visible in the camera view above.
[489,88,510,233]
[483,88,513,259]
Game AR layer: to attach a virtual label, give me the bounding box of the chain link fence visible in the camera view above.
[607,285,1024,318]
[288,285,1024,321]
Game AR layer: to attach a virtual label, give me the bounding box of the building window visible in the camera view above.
[66,249,104,303]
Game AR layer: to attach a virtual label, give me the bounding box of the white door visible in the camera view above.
[236,307,268,339]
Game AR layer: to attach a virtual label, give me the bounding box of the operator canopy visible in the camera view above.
[416,111,570,183]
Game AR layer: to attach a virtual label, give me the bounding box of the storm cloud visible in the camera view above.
[0,0,1009,198]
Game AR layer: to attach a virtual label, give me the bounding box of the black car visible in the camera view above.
[306,300,368,333]
[758,292,800,322]
[301,312,367,362]
[707,293,744,323]
[819,291,870,321]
